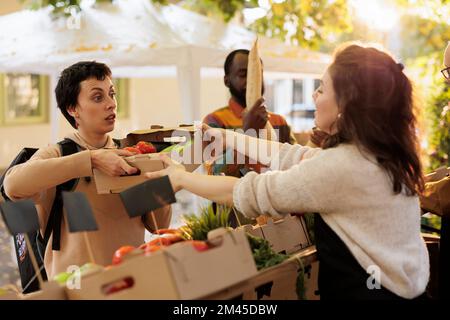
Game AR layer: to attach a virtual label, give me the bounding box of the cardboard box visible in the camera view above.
[304,261,320,300]
[241,260,299,300]
[20,282,67,300]
[425,166,450,183]
[93,142,201,194]
[66,228,258,300]
[1,282,67,300]
[120,125,196,148]
[203,246,318,300]
[239,215,311,254]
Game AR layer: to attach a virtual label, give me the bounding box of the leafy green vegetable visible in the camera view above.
[180,204,231,241]
[179,205,307,299]
[245,233,288,270]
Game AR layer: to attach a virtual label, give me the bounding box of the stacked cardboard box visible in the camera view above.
[239,215,311,254]
[66,228,258,300]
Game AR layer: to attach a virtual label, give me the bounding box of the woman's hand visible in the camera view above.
[199,123,227,163]
[145,154,186,192]
[199,123,226,148]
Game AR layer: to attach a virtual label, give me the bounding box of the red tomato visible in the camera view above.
[123,147,141,154]
[144,245,163,255]
[153,228,181,235]
[191,241,209,252]
[112,246,136,265]
[136,141,157,154]
[148,237,172,246]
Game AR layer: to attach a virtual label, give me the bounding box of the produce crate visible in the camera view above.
[93,140,200,194]
[239,215,311,254]
[21,282,67,300]
[66,228,258,300]
[0,282,67,300]
[120,125,196,148]
[202,246,318,300]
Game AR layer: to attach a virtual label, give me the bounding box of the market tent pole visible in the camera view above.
[49,73,60,144]
[176,47,201,124]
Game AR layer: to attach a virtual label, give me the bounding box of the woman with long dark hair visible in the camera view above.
[147,44,430,299]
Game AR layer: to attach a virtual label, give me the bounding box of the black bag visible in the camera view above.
[0,139,81,293]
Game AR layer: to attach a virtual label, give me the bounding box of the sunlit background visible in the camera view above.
[0,0,448,288]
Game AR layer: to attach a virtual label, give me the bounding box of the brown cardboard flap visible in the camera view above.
[238,215,311,254]
[421,175,450,216]
[21,281,67,300]
[123,126,196,146]
[202,246,318,300]
[93,153,200,194]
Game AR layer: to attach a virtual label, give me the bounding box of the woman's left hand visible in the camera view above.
[145,154,186,192]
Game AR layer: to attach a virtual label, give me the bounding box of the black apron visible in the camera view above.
[314,214,427,300]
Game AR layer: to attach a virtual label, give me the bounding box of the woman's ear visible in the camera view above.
[67,105,78,118]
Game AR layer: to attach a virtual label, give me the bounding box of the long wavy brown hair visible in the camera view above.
[323,43,424,195]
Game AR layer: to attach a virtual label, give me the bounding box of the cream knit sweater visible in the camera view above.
[233,143,430,299]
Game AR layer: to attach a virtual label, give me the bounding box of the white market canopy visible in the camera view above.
[0,0,330,124]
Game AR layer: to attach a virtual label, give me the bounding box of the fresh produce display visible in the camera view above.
[180,205,232,241]
[138,233,184,255]
[179,204,307,299]
[245,233,288,270]
[112,246,141,265]
[110,228,211,266]
[123,141,157,154]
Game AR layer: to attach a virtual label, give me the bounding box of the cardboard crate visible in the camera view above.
[1,282,67,300]
[304,261,320,300]
[66,228,258,300]
[93,140,201,194]
[239,215,311,254]
[22,282,67,300]
[120,125,196,147]
[203,246,318,300]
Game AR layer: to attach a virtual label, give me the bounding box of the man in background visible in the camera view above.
[203,49,296,176]
[203,49,296,226]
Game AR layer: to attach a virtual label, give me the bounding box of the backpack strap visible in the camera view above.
[42,137,119,251]
[112,138,121,148]
[0,148,38,201]
[43,139,81,251]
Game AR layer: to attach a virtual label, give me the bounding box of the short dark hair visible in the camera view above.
[224,49,249,75]
[55,61,112,129]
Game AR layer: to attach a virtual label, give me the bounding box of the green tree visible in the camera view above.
[18,0,352,49]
